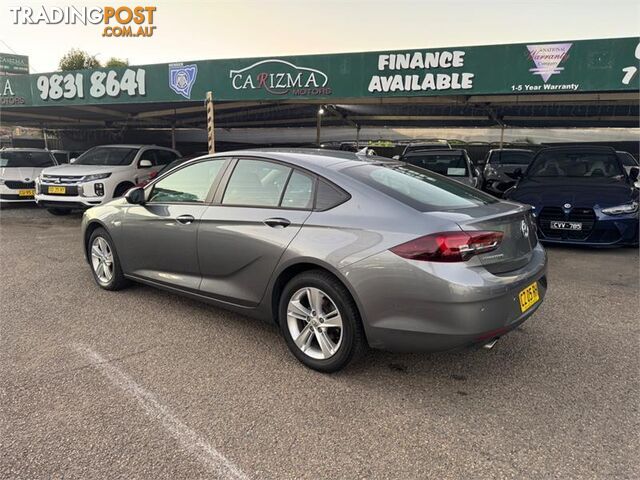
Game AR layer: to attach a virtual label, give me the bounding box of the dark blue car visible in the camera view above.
[505,147,639,247]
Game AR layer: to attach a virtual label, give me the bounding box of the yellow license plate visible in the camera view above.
[48,186,66,194]
[518,282,540,313]
[18,189,35,197]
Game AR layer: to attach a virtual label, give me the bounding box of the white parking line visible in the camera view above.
[73,343,249,480]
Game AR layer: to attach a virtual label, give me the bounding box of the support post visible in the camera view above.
[206,91,215,154]
[316,109,322,147]
[171,122,176,150]
[499,124,505,149]
[43,128,49,150]
[355,125,361,149]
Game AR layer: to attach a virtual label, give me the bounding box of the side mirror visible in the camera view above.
[125,186,146,205]
[69,157,77,164]
[392,155,400,160]
[629,166,639,182]
[139,159,153,168]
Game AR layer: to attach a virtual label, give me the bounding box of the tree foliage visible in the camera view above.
[105,57,129,68]
[58,49,101,71]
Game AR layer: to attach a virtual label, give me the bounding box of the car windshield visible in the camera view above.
[74,147,138,166]
[403,153,468,176]
[0,151,55,168]
[527,151,624,178]
[344,163,496,211]
[488,150,533,165]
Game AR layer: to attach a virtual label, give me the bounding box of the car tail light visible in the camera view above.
[390,231,504,262]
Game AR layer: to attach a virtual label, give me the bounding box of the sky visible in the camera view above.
[1,0,638,73]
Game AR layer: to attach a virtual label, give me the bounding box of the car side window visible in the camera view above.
[314,179,350,211]
[148,159,226,203]
[222,159,291,207]
[281,171,314,209]
[155,150,178,166]
[139,149,158,166]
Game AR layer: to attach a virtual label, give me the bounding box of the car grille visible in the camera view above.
[4,181,35,189]
[538,206,596,241]
[40,174,84,184]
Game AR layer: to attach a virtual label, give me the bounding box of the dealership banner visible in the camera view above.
[1,37,638,108]
[0,52,29,75]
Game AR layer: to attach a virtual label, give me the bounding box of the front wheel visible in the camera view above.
[279,270,364,372]
[88,228,129,291]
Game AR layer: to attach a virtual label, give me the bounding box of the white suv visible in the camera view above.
[35,144,181,215]
[0,148,58,203]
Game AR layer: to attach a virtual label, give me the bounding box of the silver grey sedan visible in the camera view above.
[81,149,547,372]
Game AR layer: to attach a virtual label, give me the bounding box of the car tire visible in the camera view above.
[278,270,365,372]
[47,208,72,215]
[88,227,129,291]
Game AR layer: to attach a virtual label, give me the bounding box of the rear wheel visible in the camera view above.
[47,208,71,215]
[88,228,129,291]
[279,270,364,372]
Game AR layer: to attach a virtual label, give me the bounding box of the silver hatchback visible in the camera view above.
[82,149,547,372]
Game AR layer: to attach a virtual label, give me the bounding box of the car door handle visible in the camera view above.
[176,214,195,225]
[263,217,291,228]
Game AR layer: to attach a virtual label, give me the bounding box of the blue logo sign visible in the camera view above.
[169,64,198,99]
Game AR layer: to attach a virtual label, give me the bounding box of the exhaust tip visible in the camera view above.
[483,338,499,350]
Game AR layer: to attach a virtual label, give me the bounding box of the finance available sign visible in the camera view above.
[2,37,638,108]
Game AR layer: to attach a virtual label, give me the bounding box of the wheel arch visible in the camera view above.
[83,220,109,263]
[268,259,367,336]
[113,181,135,198]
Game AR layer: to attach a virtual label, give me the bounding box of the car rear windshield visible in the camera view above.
[488,150,533,165]
[344,163,496,211]
[0,151,55,168]
[618,152,638,167]
[403,153,468,176]
[527,151,624,178]
[74,147,138,166]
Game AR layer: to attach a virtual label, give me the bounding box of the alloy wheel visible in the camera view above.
[91,236,114,284]
[286,287,343,360]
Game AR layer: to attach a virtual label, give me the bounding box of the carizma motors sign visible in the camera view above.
[229,59,331,96]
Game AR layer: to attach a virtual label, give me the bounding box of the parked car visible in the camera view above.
[400,148,483,188]
[136,152,208,187]
[35,144,181,215]
[400,140,451,156]
[505,146,639,247]
[82,149,547,372]
[482,148,534,197]
[0,148,57,203]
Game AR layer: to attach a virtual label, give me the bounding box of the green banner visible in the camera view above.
[1,37,638,108]
[0,52,29,75]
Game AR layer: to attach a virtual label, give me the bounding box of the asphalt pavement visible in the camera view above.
[1,205,638,479]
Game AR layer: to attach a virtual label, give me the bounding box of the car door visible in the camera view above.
[119,157,230,291]
[197,158,314,306]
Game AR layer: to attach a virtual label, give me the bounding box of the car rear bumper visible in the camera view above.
[340,243,548,352]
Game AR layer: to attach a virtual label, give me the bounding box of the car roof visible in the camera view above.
[404,148,465,155]
[0,148,53,152]
[488,148,533,153]
[201,148,396,173]
[535,146,617,154]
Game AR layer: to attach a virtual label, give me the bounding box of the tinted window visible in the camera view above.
[52,152,69,164]
[404,153,468,176]
[618,152,638,167]
[488,150,533,165]
[528,151,623,178]
[154,150,178,166]
[315,180,350,211]
[0,151,56,168]
[281,171,314,209]
[75,147,138,166]
[148,159,225,203]
[223,159,291,207]
[344,163,496,212]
